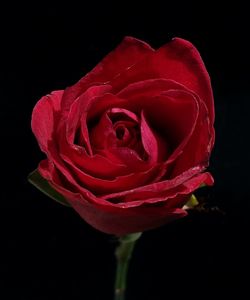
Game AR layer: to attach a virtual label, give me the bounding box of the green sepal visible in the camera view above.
[199,183,207,188]
[28,169,71,207]
[119,233,142,243]
[184,194,199,209]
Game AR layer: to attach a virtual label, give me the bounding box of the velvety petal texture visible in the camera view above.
[31,36,215,235]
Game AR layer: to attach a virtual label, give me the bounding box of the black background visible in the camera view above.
[1,1,249,299]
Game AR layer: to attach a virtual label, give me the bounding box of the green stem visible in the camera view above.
[114,233,142,300]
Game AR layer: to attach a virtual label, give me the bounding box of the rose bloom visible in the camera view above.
[31,37,215,235]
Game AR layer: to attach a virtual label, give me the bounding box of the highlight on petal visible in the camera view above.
[102,165,208,203]
[108,107,140,123]
[103,171,214,208]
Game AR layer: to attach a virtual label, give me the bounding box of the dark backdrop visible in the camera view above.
[1,2,249,299]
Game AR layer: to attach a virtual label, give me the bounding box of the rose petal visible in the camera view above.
[38,158,210,235]
[103,172,214,207]
[99,147,153,172]
[159,38,214,123]
[116,79,199,147]
[108,107,140,123]
[58,123,129,179]
[118,80,200,167]
[87,78,183,125]
[87,93,127,122]
[111,38,214,125]
[65,85,112,155]
[117,78,181,100]
[31,90,63,153]
[58,189,188,235]
[62,153,162,196]
[61,36,154,113]
[89,112,116,150]
[169,96,212,178]
[102,165,205,202]
[40,143,110,206]
[44,139,162,200]
[125,85,203,177]
[140,110,168,163]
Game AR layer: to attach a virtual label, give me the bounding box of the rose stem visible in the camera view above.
[114,233,142,300]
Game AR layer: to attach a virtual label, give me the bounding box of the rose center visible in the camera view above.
[115,126,125,140]
[89,108,149,161]
[114,123,132,144]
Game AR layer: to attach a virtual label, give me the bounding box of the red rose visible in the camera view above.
[30,37,215,235]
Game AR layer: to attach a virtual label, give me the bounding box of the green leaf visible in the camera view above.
[183,194,199,209]
[28,169,71,207]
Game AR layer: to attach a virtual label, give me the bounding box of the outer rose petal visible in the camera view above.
[31,90,64,153]
[103,166,212,206]
[39,158,212,235]
[111,38,214,123]
[48,181,188,235]
[38,152,108,206]
[105,172,214,207]
[41,168,211,236]
[170,96,212,178]
[61,36,154,113]
[157,38,214,123]
[69,198,187,236]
